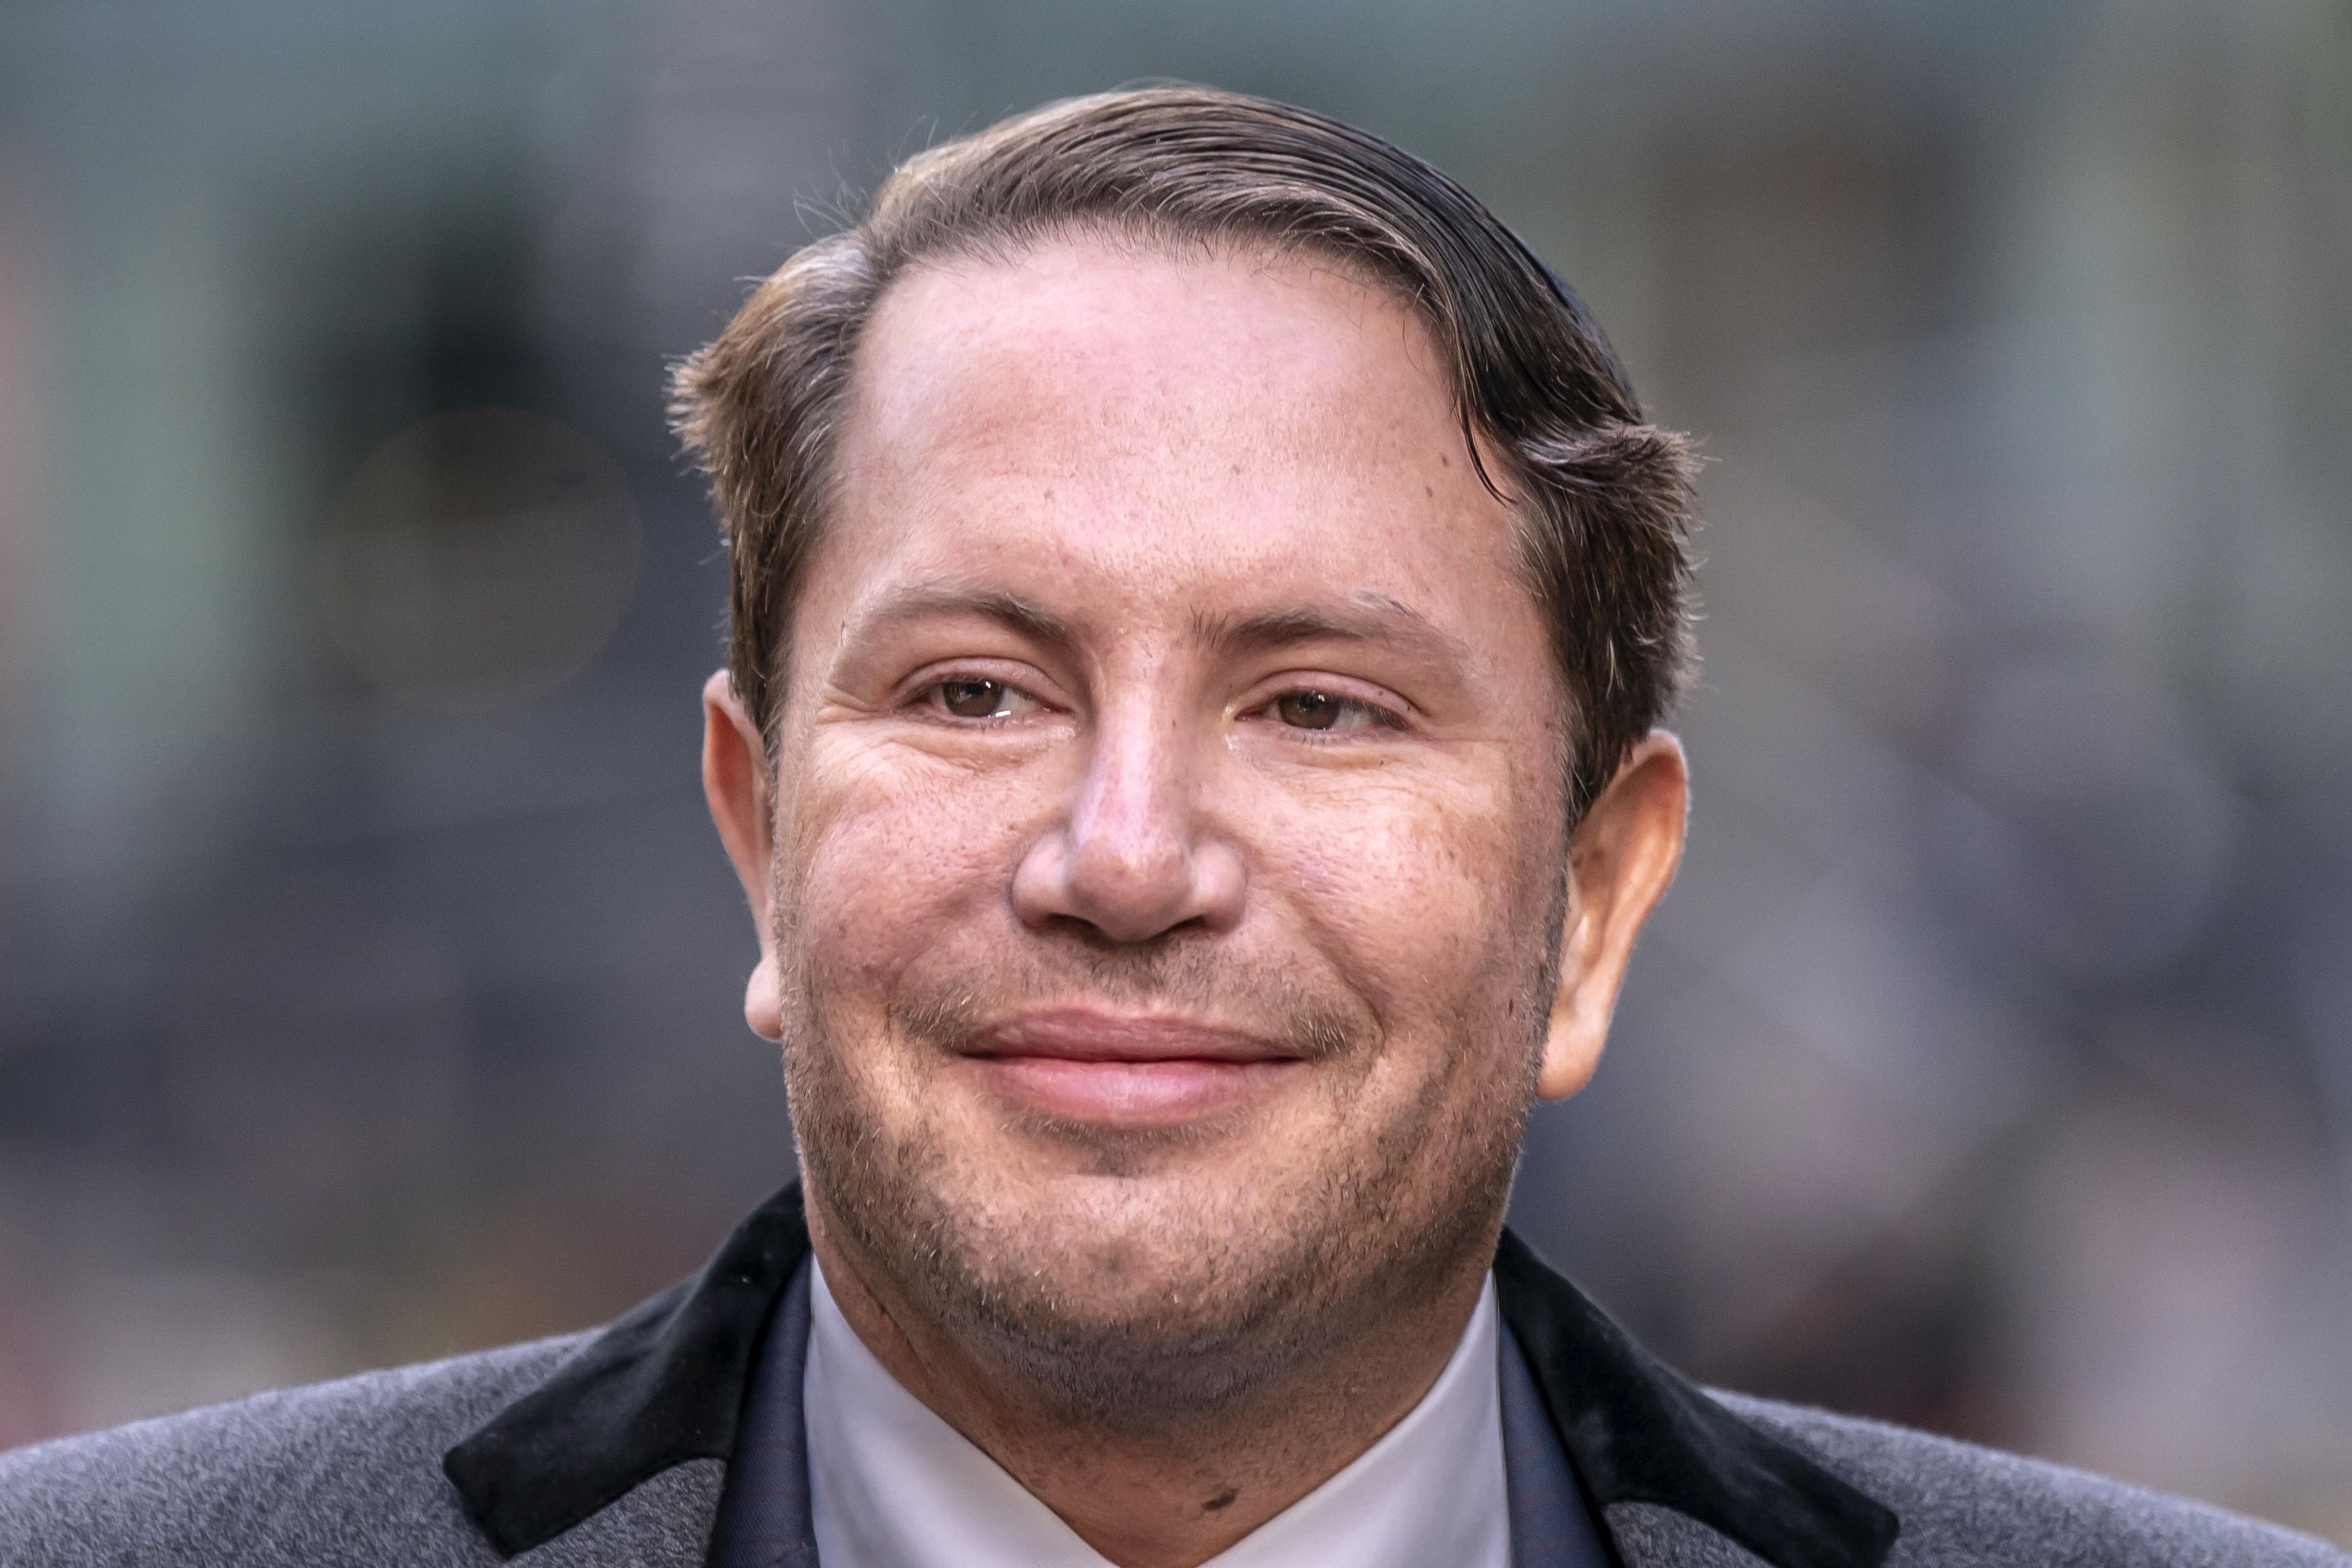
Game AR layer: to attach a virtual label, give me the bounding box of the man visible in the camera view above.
[0,86,2340,1568]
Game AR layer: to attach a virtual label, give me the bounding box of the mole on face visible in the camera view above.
[1201,1487,1239,1514]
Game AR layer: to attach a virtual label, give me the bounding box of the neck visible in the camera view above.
[805,1201,1492,1568]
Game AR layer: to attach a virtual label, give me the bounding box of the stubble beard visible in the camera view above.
[776,922,1551,1431]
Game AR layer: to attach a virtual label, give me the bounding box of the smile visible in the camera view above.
[953,1007,1309,1125]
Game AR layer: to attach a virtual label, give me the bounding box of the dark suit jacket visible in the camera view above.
[1,1183,2342,1566]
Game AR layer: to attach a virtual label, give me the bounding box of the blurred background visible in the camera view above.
[2,0,2348,1545]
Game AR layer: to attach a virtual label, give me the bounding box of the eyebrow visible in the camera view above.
[1192,593,1476,673]
[834,580,1082,664]
[834,580,1474,683]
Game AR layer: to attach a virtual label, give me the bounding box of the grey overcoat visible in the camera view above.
[0,1184,2341,1566]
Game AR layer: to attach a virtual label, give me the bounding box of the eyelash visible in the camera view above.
[907,673,1043,724]
[902,674,1407,735]
[1257,688,1407,736]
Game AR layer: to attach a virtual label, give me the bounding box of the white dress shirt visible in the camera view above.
[803,1258,1512,1568]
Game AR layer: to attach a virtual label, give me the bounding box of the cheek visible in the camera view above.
[782,740,1036,992]
[1250,764,1548,1020]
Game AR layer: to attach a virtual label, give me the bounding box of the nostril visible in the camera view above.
[1048,908,1208,949]
[1012,820,1229,944]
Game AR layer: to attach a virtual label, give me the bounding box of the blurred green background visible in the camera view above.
[1,0,2348,1545]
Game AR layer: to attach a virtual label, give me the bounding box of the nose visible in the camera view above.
[1011,710,1247,943]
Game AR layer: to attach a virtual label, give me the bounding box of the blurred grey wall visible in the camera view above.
[1,0,2347,1544]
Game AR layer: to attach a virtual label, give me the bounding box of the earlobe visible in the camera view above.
[1536,731,1689,1101]
[701,670,786,1042]
[743,956,785,1043]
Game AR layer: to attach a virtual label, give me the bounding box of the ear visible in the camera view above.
[702,670,785,1042]
[1538,731,1688,1100]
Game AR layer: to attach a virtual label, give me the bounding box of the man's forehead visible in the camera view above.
[840,234,1457,479]
[791,233,1543,691]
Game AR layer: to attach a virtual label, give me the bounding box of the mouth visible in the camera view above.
[952,1007,1309,1126]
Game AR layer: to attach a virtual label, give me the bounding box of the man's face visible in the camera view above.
[751,236,1581,1406]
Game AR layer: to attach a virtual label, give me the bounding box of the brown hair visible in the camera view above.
[673,86,1696,817]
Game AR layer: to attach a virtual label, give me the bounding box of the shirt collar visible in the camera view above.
[803,1257,1510,1568]
[446,1182,1897,1568]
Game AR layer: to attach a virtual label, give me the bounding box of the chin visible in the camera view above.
[960,1166,1372,1343]
[952,1228,1336,1421]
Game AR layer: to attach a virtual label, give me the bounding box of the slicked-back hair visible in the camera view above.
[673,86,1696,819]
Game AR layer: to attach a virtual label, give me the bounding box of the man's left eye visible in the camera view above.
[923,677,1035,720]
[1270,689,1398,732]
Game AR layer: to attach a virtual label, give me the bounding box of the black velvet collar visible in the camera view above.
[446,1184,1896,1566]
[443,1183,810,1557]
[1493,1228,1898,1568]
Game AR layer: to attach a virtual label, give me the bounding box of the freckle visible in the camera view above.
[1203,1489,1238,1513]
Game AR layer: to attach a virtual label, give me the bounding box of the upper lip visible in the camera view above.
[958,1008,1302,1064]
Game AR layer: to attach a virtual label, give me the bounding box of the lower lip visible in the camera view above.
[957,1055,1303,1126]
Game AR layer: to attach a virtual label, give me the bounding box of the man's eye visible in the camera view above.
[1271,689,1396,732]
[927,677,1032,720]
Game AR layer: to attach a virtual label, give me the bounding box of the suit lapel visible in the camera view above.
[1599,1501,1781,1568]
[1501,1322,1618,1566]
[504,1459,730,1568]
[705,1263,820,1567]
